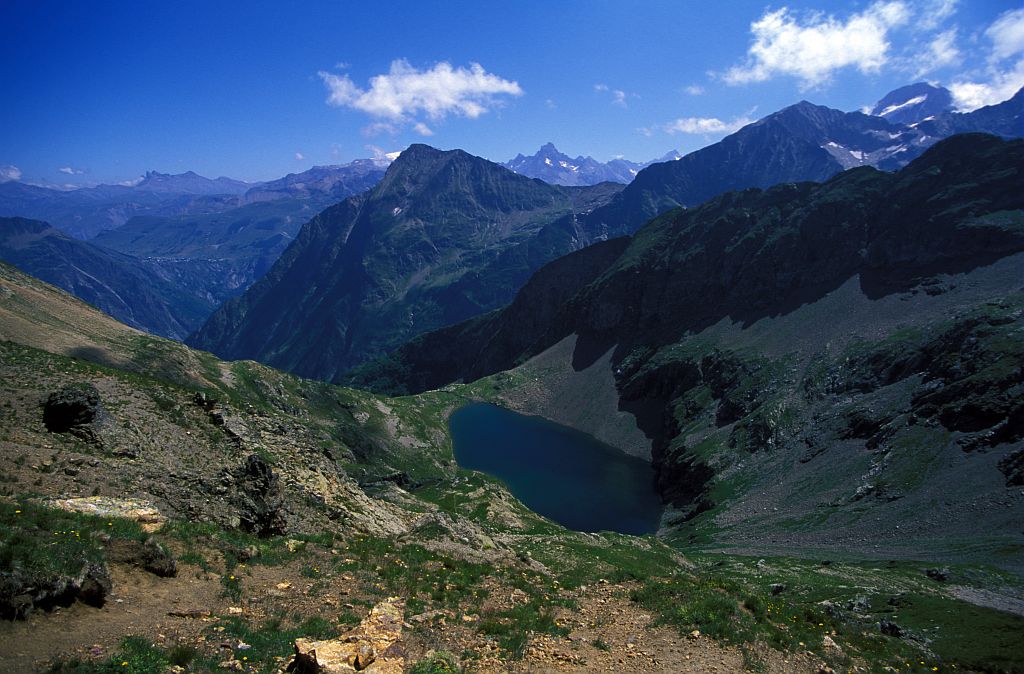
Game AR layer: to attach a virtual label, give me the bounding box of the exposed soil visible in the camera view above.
[0,557,824,674]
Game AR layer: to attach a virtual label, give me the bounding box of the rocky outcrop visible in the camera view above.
[289,598,406,673]
[0,561,111,620]
[231,454,288,536]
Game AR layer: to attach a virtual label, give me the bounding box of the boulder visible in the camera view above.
[43,384,104,432]
[290,598,405,673]
[107,537,177,577]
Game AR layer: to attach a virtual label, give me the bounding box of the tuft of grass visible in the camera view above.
[477,600,569,658]
[45,637,170,674]
[220,572,242,601]
[0,499,147,598]
[410,650,463,674]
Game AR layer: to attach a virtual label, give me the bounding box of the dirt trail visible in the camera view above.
[0,565,822,673]
[0,564,223,674]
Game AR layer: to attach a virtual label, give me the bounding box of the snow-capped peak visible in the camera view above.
[878,95,927,119]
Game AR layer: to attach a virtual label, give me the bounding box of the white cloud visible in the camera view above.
[725,2,910,88]
[58,166,85,175]
[365,145,401,162]
[663,116,755,135]
[950,58,1024,110]
[412,122,434,136]
[986,8,1024,63]
[362,121,400,137]
[914,28,961,77]
[948,9,1024,111]
[319,59,522,134]
[544,98,557,109]
[916,0,957,31]
[295,152,305,161]
[0,165,21,182]
[594,83,631,107]
[683,85,705,95]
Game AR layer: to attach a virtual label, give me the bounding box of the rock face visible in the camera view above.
[290,598,406,673]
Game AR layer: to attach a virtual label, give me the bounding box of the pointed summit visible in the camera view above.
[503,144,644,186]
[870,82,953,125]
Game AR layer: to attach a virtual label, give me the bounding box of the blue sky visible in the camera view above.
[1,1,1021,186]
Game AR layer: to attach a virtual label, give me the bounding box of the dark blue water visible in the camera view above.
[449,402,662,535]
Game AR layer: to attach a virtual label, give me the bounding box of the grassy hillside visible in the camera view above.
[2,260,1023,672]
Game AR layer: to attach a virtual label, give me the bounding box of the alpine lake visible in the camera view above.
[449,402,663,535]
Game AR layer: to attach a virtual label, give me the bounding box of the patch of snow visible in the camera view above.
[392,207,402,216]
[878,95,927,117]
[849,150,864,160]
[544,158,553,166]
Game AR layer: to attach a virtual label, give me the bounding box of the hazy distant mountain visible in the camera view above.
[869,82,954,125]
[0,216,212,339]
[0,160,390,239]
[0,174,246,239]
[504,143,652,186]
[189,144,624,379]
[130,170,252,195]
[240,159,391,203]
[0,160,392,337]
[91,161,389,315]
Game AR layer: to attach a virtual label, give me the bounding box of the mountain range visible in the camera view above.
[349,133,1024,561]
[504,142,675,186]
[0,216,213,339]
[0,159,390,240]
[0,160,389,338]
[189,85,1023,381]
[188,144,625,379]
[3,82,1024,673]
